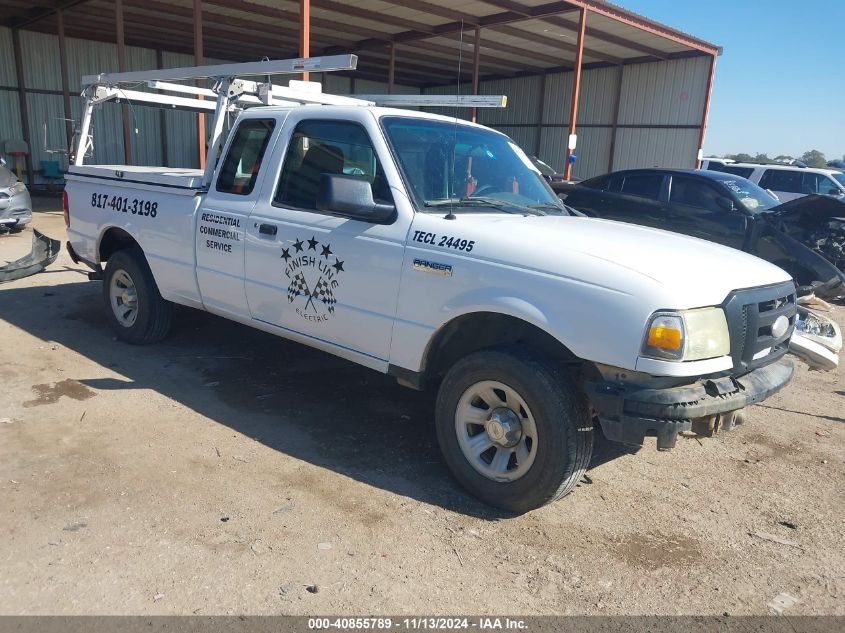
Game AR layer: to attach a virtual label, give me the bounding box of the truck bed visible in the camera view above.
[68,165,205,191]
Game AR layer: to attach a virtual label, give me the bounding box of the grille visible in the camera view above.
[723,281,796,373]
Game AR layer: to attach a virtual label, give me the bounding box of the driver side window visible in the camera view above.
[669,177,723,212]
[274,120,393,211]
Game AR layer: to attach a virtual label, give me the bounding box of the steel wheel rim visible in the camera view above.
[109,268,139,328]
[455,380,538,482]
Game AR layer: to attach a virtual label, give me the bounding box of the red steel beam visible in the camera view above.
[10,28,34,186]
[471,27,481,123]
[300,0,310,80]
[115,0,132,165]
[696,54,717,168]
[56,9,73,151]
[388,42,395,93]
[194,0,206,169]
[564,6,585,180]
[565,0,721,56]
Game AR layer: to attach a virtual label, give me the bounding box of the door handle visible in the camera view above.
[258,223,277,236]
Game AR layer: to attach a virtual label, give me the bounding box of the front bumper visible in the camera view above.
[586,358,794,450]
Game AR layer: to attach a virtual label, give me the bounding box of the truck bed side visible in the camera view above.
[65,165,204,308]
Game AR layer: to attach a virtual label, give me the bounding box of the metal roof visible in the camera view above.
[3,0,721,86]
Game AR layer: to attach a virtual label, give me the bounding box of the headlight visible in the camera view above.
[642,307,730,361]
[9,183,27,195]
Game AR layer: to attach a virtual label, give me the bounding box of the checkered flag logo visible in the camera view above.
[287,271,310,304]
[311,277,337,314]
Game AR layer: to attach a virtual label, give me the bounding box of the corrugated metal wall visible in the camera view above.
[423,55,710,180]
[1,21,710,184]
[0,26,419,180]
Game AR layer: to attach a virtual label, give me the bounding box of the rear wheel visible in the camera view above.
[435,349,593,513]
[102,248,172,344]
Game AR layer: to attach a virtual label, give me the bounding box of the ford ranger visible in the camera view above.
[63,58,796,513]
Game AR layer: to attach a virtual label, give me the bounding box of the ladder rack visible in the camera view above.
[74,54,509,188]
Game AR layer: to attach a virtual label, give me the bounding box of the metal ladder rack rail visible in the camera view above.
[74,55,509,188]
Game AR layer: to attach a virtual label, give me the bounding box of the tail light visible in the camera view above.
[62,190,69,228]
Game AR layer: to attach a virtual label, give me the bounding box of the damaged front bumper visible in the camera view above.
[586,358,794,451]
[0,229,61,282]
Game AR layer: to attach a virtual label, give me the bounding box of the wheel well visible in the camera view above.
[98,228,139,262]
[423,312,581,386]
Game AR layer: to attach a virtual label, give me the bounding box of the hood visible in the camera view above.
[767,194,845,223]
[455,213,793,307]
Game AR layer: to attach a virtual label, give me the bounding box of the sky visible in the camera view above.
[619,0,845,160]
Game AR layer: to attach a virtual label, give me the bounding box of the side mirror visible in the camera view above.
[317,174,395,224]
[827,188,842,196]
[715,196,736,211]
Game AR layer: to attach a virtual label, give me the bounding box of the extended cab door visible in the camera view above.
[244,110,411,363]
[196,117,278,317]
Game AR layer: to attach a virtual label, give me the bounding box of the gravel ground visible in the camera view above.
[0,203,842,615]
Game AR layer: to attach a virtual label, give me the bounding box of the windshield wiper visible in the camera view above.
[527,203,570,215]
[425,197,543,216]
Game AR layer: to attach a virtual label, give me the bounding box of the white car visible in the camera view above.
[700,157,735,171]
[705,162,845,202]
[63,61,798,513]
[0,164,32,232]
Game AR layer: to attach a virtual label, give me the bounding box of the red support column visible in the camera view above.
[300,0,310,81]
[10,28,34,186]
[388,42,396,94]
[696,54,717,168]
[194,0,206,170]
[564,6,586,181]
[56,9,73,153]
[116,0,132,165]
[471,27,481,123]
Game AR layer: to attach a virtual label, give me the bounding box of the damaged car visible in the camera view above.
[562,169,845,299]
[0,163,33,233]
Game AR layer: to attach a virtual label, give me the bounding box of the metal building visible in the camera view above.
[1,0,720,187]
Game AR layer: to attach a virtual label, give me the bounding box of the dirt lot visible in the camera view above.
[1,202,843,616]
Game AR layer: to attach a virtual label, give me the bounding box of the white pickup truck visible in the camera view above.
[64,58,797,513]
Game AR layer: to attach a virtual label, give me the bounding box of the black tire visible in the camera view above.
[435,349,593,513]
[102,247,172,344]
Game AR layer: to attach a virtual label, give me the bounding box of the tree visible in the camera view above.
[727,153,754,162]
[753,153,772,164]
[800,149,827,168]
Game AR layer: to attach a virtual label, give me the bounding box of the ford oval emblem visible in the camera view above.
[772,315,790,338]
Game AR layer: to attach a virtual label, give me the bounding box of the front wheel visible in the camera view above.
[435,349,593,513]
[102,247,172,344]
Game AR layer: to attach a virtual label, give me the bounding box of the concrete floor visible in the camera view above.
[0,203,843,615]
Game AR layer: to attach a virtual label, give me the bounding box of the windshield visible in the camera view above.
[380,116,566,215]
[718,177,780,213]
[831,172,845,188]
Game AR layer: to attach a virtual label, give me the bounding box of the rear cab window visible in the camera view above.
[216,119,276,195]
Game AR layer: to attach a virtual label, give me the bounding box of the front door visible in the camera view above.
[244,112,411,363]
[665,175,748,250]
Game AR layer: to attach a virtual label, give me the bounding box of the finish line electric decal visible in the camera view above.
[281,236,344,323]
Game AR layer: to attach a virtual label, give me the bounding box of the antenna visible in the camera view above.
[446,21,465,221]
